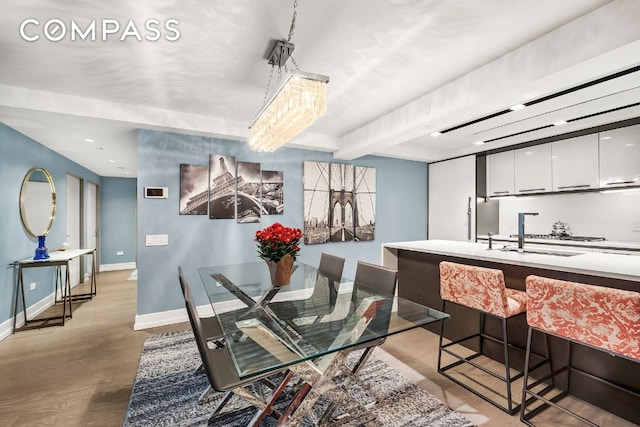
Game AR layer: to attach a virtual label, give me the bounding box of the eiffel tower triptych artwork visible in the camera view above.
[178,154,284,223]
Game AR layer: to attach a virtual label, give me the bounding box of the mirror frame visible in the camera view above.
[19,167,57,238]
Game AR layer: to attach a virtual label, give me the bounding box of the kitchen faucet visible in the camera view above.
[518,212,539,253]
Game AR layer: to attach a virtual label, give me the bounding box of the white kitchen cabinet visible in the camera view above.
[487,151,514,197]
[514,144,552,194]
[599,124,640,188]
[429,155,476,241]
[551,134,599,191]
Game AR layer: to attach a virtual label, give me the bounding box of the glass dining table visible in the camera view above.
[198,261,447,424]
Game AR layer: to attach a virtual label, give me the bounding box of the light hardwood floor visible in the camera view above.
[0,270,634,426]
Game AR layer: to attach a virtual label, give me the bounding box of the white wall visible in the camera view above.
[497,190,640,242]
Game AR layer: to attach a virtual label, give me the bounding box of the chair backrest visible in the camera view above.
[439,261,509,318]
[353,261,398,339]
[354,261,398,297]
[318,253,345,281]
[178,266,219,389]
[526,275,640,361]
[311,253,346,308]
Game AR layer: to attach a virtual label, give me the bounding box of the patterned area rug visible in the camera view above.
[124,329,475,426]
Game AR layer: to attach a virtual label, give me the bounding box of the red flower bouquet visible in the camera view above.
[255,223,302,262]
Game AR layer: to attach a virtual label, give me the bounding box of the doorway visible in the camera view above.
[66,174,82,287]
[87,181,100,273]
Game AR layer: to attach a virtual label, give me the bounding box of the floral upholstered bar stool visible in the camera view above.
[521,276,640,426]
[438,261,528,414]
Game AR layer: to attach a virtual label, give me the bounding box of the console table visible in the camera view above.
[13,248,97,332]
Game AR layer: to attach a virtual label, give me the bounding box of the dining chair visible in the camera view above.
[345,261,398,375]
[315,261,398,425]
[291,260,398,371]
[269,253,345,322]
[178,267,294,425]
[178,266,224,349]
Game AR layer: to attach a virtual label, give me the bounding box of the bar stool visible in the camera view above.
[438,261,528,414]
[521,275,640,426]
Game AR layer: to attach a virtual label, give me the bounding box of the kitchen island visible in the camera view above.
[382,240,639,424]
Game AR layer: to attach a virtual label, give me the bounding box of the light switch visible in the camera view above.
[145,234,168,246]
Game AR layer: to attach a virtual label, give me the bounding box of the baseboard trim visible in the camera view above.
[0,293,56,341]
[100,262,136,272]
[133,299,247,331]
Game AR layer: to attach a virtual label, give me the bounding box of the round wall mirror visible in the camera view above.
[19,168,57,238]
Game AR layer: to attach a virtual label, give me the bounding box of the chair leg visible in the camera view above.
[566,340,573,394]
[437,300,447,373]
[479,310,486,355]
[520,326,534,424]
[208,391,234,421]
[542,333,553,388]
[351,347,375,375]
[502,316,518,415]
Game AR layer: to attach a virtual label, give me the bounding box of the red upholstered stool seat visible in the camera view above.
[438,261,529,415]
[521,275,640,426]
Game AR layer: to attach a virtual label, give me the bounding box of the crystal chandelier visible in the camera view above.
[249,1,329,152]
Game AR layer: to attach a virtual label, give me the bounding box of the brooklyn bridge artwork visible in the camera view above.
[178,155,284,220]
[303,161,376,245]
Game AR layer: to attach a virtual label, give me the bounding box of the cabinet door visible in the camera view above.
[552,134,599,191]
[514,144,552,194]
[599,124,640,188]
[487,151,514,196]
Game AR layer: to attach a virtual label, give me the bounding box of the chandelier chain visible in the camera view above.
[289,55,301,72]
[287,0,298,43]
[262,64,276,107]
[286,0,301,71]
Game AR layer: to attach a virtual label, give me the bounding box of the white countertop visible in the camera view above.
[476,234,640,251]
[383,240,640,283]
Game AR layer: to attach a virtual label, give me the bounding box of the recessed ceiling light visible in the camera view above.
[84,138,94,142]
[124,171,130,175]
[509,104,526,111]
[473,141,485,145]
[553,120,567,126]
[109,159,116,163]
[625,143,635,147]
[601,136,612,140]
[430,131,442,137]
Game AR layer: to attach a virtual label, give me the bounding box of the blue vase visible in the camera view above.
[34,235,50,260]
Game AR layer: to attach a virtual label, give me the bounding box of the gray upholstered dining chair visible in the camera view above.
[347,261,398,374]
[177,266,224,349]
[268,253,345,322]
[317,261,398,425]
[178,266,293,425]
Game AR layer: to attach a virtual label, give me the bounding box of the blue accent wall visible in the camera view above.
[101,178,137,265]
[0,123,101,329]
[137,129,427,315]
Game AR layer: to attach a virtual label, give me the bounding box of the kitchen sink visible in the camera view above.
[500,247,584,257]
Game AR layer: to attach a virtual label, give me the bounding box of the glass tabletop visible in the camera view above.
[198,261,447,379]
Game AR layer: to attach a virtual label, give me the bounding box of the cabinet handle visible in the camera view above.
[492,190,510,195]
[557,184,591,189]
[606,181,635,185]
[518,188,545,192]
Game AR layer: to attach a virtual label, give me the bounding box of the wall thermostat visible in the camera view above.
[144,187,168,199]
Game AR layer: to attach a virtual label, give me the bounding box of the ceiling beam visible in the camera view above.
[333,0,640,161]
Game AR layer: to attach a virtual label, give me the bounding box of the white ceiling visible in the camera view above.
[1,0,640,177]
